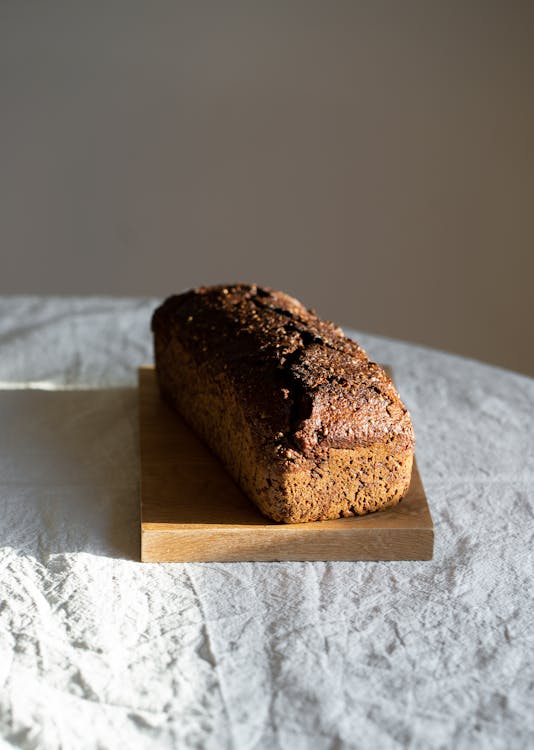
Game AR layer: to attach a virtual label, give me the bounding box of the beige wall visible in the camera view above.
[1,2,533,375]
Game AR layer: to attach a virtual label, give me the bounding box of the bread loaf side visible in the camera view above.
[151,284,414,523]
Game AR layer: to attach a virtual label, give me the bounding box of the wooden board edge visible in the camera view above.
[140,526,434,563]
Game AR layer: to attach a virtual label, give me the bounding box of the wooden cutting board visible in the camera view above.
[138,366,433,562]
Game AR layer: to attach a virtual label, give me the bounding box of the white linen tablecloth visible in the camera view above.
[0,296,533,750]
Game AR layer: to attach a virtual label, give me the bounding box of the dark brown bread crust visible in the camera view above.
[152,284,415,523]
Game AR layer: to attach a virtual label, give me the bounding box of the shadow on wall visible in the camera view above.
[0,387,140,560]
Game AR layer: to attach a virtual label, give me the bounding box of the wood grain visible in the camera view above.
[138,366,433,562]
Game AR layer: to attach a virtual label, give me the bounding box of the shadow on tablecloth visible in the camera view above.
[0,387,140,561]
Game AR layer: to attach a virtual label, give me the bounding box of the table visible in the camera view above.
[1,296,533,749]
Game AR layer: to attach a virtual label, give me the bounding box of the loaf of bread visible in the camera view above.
[151,284,414,523]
